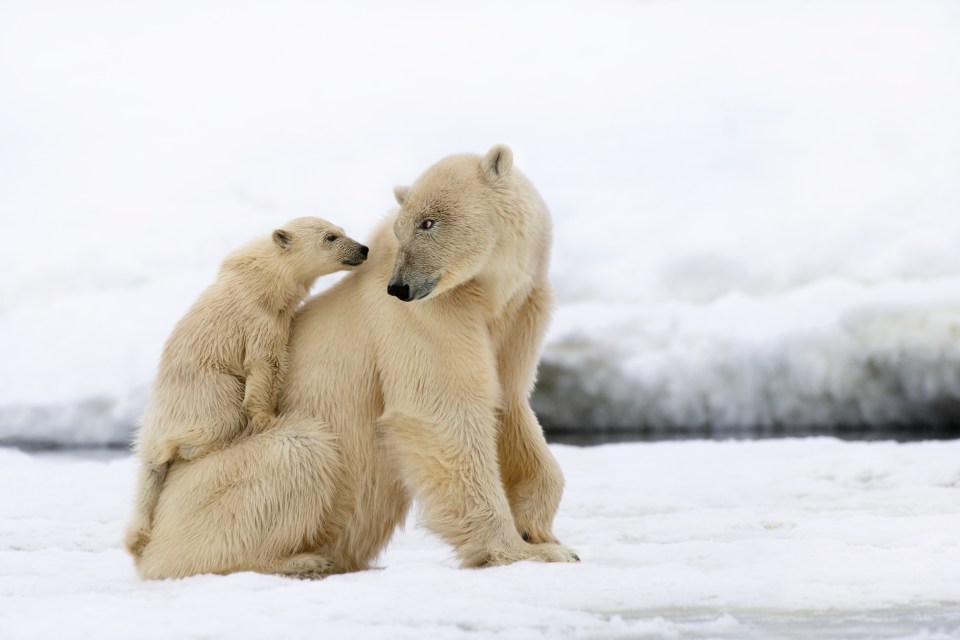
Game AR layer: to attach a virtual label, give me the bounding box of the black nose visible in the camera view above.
[359,245,369,257]
[387,281,410,301]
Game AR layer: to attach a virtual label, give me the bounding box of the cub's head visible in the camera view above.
[387,144,514,302]
[272,216,368,283]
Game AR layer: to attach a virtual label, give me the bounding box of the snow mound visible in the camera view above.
[536,278,960,431]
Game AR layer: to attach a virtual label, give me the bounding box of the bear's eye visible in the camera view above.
[325,234,339,242]
[420,219,435,230]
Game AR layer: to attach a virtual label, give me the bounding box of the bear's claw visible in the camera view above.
[481,542,581,566]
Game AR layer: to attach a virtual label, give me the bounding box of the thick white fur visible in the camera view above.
[125,217,366,559]
[135,146,576,579]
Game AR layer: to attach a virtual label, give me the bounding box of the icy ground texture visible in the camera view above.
[1,440,959,640]
[2,1,960,443]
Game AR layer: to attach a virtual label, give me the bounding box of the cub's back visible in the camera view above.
[159,278,252,378]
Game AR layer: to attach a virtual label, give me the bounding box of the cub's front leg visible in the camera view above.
[243,327,286,433]
[243,357,281,432]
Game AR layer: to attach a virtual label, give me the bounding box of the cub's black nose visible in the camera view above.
[387,282,410,301]
[359,245,369,257]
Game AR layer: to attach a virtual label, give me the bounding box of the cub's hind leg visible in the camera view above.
[124,460,170,558]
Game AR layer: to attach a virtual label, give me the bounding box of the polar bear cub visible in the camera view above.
[125,216,368,558]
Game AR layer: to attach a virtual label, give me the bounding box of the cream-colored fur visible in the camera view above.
[124,217,368,559]
[135,146,577,579]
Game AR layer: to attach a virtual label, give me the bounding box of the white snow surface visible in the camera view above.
[1,439,959,639]
[2,0,960,443]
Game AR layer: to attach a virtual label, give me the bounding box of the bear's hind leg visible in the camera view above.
[137,417,342,580]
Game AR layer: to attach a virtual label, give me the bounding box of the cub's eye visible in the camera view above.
[325,234,339,242]
[420,219,435,230]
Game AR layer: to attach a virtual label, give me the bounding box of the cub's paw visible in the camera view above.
[250,412,276,433]
[124,527,150,558]
[177,442,217,461]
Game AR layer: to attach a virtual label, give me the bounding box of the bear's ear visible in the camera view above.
[393,185,410,206]
[481,144,513,182]
[272,228,293,250]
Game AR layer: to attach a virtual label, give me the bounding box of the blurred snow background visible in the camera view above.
[1,0,959,445]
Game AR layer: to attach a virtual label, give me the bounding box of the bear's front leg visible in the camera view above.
[494,285,567,545]
[497,402,565,545]
[380,410,578,567]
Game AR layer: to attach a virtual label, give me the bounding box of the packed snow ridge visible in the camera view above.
[536,277,960,432]
[2,440,959,640]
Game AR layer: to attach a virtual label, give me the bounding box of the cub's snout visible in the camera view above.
[342,243,369,267]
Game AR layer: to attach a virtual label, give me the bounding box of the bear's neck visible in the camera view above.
[472,197,549,317]
[472,258,535,318]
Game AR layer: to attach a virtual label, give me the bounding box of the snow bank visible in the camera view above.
[2,0,960,445]
[536,277,960,431]
[1,440,959,639]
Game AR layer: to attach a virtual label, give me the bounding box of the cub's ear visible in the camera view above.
[272,228,293,250]
[481,144,513,182]
[393,185,411,206]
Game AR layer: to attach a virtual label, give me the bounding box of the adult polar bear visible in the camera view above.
[137,145,578,579]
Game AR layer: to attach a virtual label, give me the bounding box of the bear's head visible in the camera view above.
[272,216,369,284]
[387,144,519,302]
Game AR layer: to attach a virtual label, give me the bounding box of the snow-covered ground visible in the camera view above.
[2,0,960,444]
[1,439,959,639]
